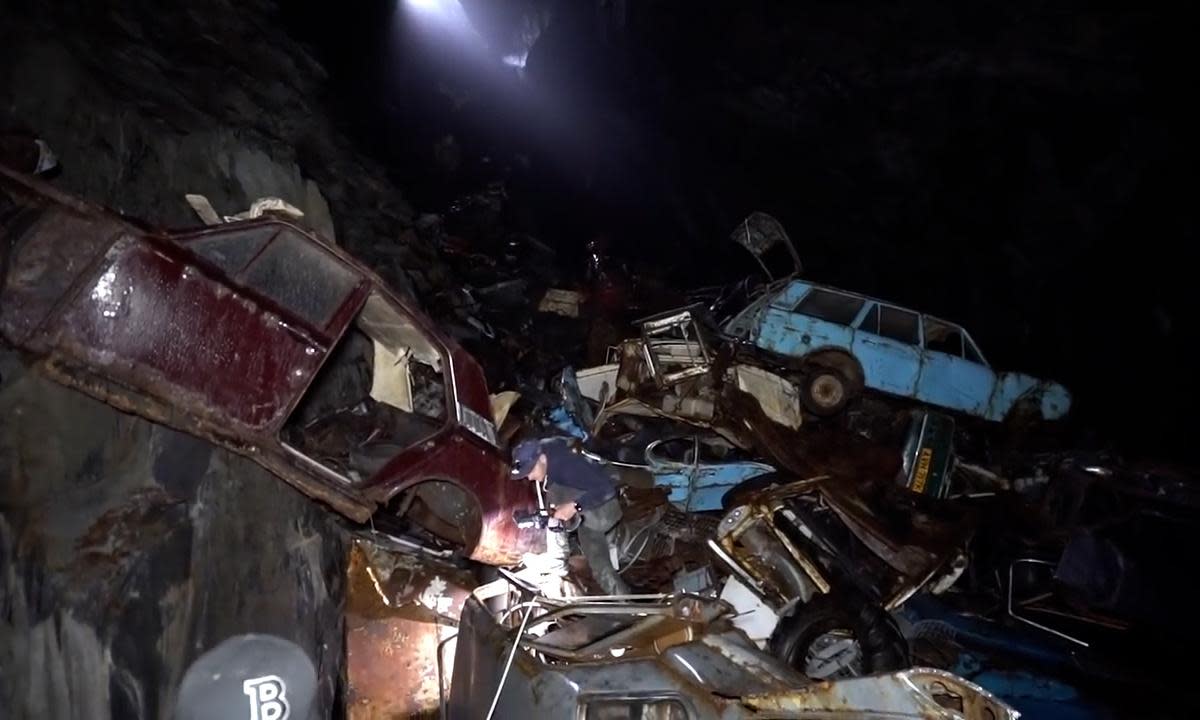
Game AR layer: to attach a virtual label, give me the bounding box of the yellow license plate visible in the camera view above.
[912,448,933,493]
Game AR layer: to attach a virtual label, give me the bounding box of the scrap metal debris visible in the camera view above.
[4,158,1192,719]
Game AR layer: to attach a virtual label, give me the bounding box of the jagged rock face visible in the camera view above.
[0,353,348,719]
[0,3,407,717]
[0,0,429,297]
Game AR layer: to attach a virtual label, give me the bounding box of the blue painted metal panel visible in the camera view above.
[1039,382,1071,420]
[851,329,921,397]
[986,374,1072,422]
[915,350,996,416]
[987,372,1042,421]
[548,405,589,440]
[652,464,776,512]
[754,308,858,359]
[645,438,776,512]
[681,463,775,512]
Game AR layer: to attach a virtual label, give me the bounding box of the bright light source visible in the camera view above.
[402,0,480,40]
[405,0,443,11]
[502,53,527,69]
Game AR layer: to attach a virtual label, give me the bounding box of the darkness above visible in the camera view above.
[287,0,1193,462]
[8,0,1197,462]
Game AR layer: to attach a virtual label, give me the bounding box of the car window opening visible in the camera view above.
[283,291,447,483]
[188,225,277,275]
[964,335,986,364]
[924,318,965,356]
[239,227,359,328]
[877,305,920,344]
[794,288,865,325]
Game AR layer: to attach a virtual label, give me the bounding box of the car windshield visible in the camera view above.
[724,279,789,337]
[925,316,989,366]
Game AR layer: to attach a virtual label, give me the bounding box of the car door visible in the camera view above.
[38,215,362,440]
[915,317,996,416]
[851,302,922,397]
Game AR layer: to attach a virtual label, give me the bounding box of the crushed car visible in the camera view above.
[446,574,1018,719]
[709,475,972,680]
[545,365,783,512]
[0,164,541,565]
[650,212,1072,423]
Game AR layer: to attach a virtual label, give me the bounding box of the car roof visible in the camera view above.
[787,278,969,332]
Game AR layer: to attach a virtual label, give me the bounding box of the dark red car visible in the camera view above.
[0,165,541,565]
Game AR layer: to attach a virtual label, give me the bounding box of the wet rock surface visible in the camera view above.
[0,0,435,299]
[1,7,414,712]
[0,353,348,718]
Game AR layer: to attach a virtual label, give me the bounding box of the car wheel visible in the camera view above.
[769,595,909,681]
[801,370,850,416]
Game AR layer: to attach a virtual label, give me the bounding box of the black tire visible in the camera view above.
[769,595,909,680]
[721,472,785,510]
[801,369,851,417]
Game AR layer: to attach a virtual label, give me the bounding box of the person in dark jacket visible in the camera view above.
[511,437,630,595]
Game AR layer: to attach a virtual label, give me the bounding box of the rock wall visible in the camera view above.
[0,1,433,717]
[0,0,431,297]
[0,354,348,719]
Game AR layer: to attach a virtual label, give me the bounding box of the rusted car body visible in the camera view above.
[714,478,969,612]
[709,477,970,679]
[0,164,540,564]
[447,581,1017,719]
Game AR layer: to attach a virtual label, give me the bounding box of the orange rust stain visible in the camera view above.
[345,543,475,719]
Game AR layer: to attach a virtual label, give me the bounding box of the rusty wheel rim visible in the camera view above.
[811,373,845,409]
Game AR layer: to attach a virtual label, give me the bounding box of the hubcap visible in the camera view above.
[811,374,846,409]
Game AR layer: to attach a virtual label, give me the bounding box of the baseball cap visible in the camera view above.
[174,634,317,720]
[510,440,543,479]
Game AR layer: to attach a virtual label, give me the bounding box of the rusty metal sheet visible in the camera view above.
[345,541,477,719]
[741,667,1018,719]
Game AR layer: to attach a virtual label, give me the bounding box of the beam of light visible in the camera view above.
[406,0,450,13]
[402,0,477,37]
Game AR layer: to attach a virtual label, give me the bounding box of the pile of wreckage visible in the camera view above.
[3,161,1196,719]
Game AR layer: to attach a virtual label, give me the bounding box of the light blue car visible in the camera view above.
[722,279,1071,422]
[643,436,776,512]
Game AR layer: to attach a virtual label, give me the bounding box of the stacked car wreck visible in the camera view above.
[5,162,1190,718]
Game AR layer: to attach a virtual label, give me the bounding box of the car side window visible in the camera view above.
[923,317,964,356]
[877,305,920,344]
[239,229,359,328]
[860,303,920,344]
[963,334,986,364]
[857,303,880,333]
[583,698,689,720]
[188,225,277,275]
[793,288,864,326]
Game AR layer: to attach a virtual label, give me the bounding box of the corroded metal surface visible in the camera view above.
[448,590,1020,719]
[1,165,542,564]
[345,542,476,719]
[741,667,1019,719]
